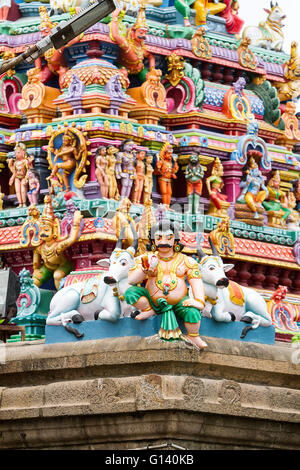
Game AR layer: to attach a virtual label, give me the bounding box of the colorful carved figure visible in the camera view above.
[110,3,155,81]
[125,220,207,350]
[46,228,139,338]
[286,192,299,229]
[223,77,255,122]
[155,143,179,208]
[132,150,146,204]
[27,169,40,206]
[237,156,268,220]
[242,2,286,52]
[175,0,226,27]
[206,158,230,218]
[219,0,244,35]
[143,154,154,205]
[275,41,300,102]
[116,139,137,199]
[112,198,137,249]
[32,195,82,290]
[185,153,205,214]
[95,146,109,199]
[197,237,273,338]
[35,6,82,89]
[7,143,34,208]
[106,145,120,201]
[61,193,85,238]
[262,171,292,228]
[47,125,89,192]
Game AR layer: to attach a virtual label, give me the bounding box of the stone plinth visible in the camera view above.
[0,335,299,450]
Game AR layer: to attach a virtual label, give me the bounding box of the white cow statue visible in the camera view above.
[196,237,272,338]
[242,1,286,52]
[46,227,139,338]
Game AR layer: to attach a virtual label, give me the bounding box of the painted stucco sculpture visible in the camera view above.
[185,153,205,214]
[109,3,155,81]
[206,158,230,218]
[125,220,208,351]
[46,228,139,338]
[155,143,179,208]
[197,237,273,338]
[47,124,90,192]
[237,156,269,222]
[262,171,292,229]
[32,195,83,290]
[242,2,286,52]
[7,143,34,208]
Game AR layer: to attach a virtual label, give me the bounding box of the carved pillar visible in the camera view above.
[235,261,251,287]
[279,269,293,292]
[290,271,300,295]
[201,62,212,81]
[225,261,237,282]
[264,267,280,291]
[222,161,243,204]
[250,264,266,289]
[212,65,223,83]
[223,67,235,86]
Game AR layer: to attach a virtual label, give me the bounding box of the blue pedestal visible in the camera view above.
[45,317,275,345]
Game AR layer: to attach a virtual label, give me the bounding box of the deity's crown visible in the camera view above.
[41,195,56,223]
[133,1,148,31]
[39,6,57,31]
[272,170,281,182]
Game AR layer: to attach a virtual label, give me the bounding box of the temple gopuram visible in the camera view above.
[0,0,298,451]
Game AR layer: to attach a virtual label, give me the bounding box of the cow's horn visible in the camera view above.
[196,234,206,261]
[116,227,126,249]
[270,0,274,8]
[209,236,220,258]
[129,221,139,254]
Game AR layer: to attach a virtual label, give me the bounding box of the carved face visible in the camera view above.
[123,140,135,152]
[107,146,118,156]
[63,135,72,146]
[15,146,25,160]
[39,221,54,241]
[164,145,173,160]
[154,229,175,254]
[133,27,148,42]
[146,155,153,165]
[190,153,199,166]
[137,151,146,160]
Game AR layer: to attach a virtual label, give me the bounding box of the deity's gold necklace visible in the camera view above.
[156,252,183,295]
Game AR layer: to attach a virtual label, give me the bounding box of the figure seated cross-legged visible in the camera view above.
[125,221,208,351]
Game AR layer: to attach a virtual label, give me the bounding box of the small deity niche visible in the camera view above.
[235,149,268,227]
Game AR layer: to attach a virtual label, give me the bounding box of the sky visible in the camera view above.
[238,0,299,54]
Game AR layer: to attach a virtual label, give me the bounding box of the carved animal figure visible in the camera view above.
[242,2,286,52]
[46,228,138,337]
[196,237,272,338]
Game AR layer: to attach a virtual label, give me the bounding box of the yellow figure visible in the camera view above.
[32,195,83,290]
[193,0,226,26]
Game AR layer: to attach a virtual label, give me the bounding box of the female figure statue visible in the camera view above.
[95,146,109,199]
[143,154,154,205]
[7,143,34,208]
[106,145,120,201]
[132,150,146,204]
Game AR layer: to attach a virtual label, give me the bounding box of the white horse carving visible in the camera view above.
[242,1,286,52]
